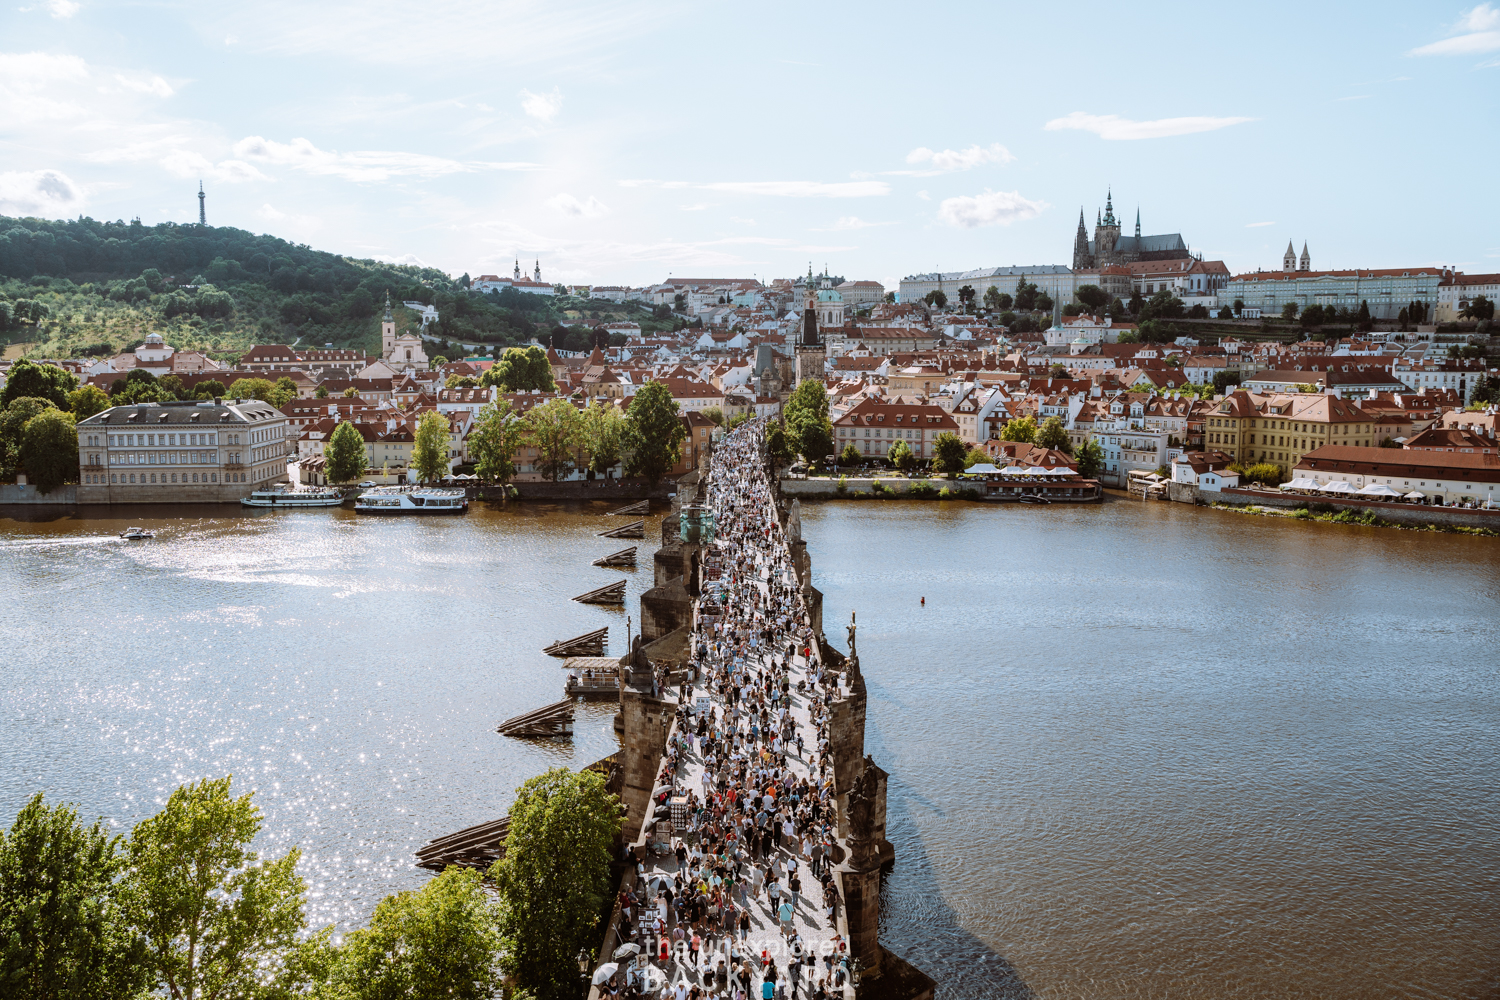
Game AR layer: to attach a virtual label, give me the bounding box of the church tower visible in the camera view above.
[1283,241,1297,272]
[534,260,541,282]
[381,292,396,357]
[794,264,824,389]
[1134,207,1141,239]
[513,259,521,281]
[1072,208,1092,269]
[1299,242,1311,272]
[1095,189,1121,259]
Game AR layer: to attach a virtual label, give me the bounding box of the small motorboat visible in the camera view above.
[1017,494,1052,505]
[119,527,154,540]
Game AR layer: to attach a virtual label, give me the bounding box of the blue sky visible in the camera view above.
[2,0,1496,290]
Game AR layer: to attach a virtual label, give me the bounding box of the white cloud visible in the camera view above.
[678,203,709,211]
[0,52,90,122]
[1408,3,1500,55]
[519,87,562,121]
[1245,221,1275,228]
[813,216,893,231]
[371,252,431,268]
[1044,111,1254,140]
[915,190,930,201]
[257,203,321,229]
[231,136,539,182]
[895,143,1014,175]
[937,189,1046,229]
[546,192,609,217]
[159,150,269,183]
[113,73,174,97]
[40,0,81,17]
[699,180,888,198]
[0,169,85,216]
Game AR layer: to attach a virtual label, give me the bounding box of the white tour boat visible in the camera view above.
[354,486,469,515]
[240,485,345,508]
[119,526,154,540]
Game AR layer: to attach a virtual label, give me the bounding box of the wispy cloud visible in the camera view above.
[256,202,321,229]
[1336,94,1371,101]
[811,216,894,232]
[891,143,1014,176]
[622,179,888,198]
[21,0,81,18]
[231,136,540,182]
[0,52,90,122]
[1245,221,1275,228]
[1044,111,1254,140]
[0,169,85,216]
[546,192,608,217]
[937,189,1046,229]
[1408,3,1500,55]
[114,73,174,97]
[519,87,562,121]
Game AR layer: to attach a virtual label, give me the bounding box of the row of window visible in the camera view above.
[88,451,218,466]
[83,472,250,485]
[87,432,221,447]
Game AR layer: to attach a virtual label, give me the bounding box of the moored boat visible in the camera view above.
[119,527,154,539]
[240,485,345,508]
[354,486,469,515]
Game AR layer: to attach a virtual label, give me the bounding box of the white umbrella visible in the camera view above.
[1358,483,1400,497]
[592,962,619,985]
[1321,481,1355,493]
[1045,467,1074,476]
[1404,491,1425,499]
[1025,466,1050,475]
[965,463,1002,474]
[1000,465,1026,475]
[613,942,642,960]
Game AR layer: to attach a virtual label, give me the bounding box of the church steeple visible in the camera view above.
[1283,240,1297,272]
[1073,208,1092,270]
[1299,242,1310,272]
[513,259,521,281]
[1102,188,1116,226]
[1134,207,1141,239]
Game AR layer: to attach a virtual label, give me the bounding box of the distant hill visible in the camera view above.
[0,216,675,362]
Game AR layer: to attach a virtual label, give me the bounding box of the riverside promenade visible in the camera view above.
[592,420,933,1000]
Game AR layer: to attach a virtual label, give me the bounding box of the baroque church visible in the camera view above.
[1071,190,1192,270]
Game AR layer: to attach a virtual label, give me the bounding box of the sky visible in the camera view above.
[1,0,1497,292]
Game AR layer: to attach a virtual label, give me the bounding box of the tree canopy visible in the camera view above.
[412,410,451,483]
[582,400,626,476]
[2,359,76,410]
[323,420,367,484]
[469,400,522,485]
[999,415,1037,444]
[18,409,77,493]
[1036,415,1073,454]
[623,381,685,486]
[483,346,555,393]
[782,380,832,465]
[524,398,583,482]
[933,432,967,477]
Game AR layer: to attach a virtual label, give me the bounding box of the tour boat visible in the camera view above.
[119,527,154,540]
[353,486,469,515]
[1017,494,1053,504]
[240,486,345,508]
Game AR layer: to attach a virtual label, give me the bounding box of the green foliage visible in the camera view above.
[1075,284,1109,313]
[839,442,861,467]
[19,409,77,493]
[492,768,620,1000]
[1244,462,1285,485]
[906,481,937,498]
[314,385,329,399]
[1115,329,1140,344]
[225,377,276,404]
[835,474,848,495]
[124,776,306,1000]
[327,868,502,1000]
[765,422,792,467]
[982,286,1004,312]
[623,381,684,486]
[782,380,832,464]
[324,421,367,484]
[482,347,554,393]
[1036,415,1073,453]
[1014,279,1038,312]
[470,400,523,484]
[700,406,724,427]
[1075,437,1104,479]
[933,432,967,477]
[1212,371,1239,395]
[194,380,226,400]
[1,397,55,475]
[999,415,1036,444]
[0,794,147,1000]
[1462,295,1495,321]
[2,359,77,410]
[887,439,915,472]
[413,410,450,483]
[67,384,110,419]
[582,400,626,476]
[869,478,889,495]
[922,289,947,310]
[963,447,989,468]
[524,398,583,483]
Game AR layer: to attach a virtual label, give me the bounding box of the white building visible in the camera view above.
[899,265,1076,307]
[1222,267,1450,321]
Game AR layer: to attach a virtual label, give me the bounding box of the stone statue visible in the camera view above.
[845,610,857,660]
[628,633,653,686]
[845,757,879,866]
[787,498,802,544]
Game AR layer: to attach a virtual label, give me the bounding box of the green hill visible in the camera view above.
[0,215,675,363]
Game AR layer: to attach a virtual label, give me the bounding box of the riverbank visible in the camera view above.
[1210,499,1499,535]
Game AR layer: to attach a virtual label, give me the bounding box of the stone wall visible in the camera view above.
[1216,488,1500,529]
[0,484,76,505]
[511,478,676,501]
[77,482,251,504]
[1167,481,1201,504]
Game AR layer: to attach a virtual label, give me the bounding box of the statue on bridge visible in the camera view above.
[787,497,802,544]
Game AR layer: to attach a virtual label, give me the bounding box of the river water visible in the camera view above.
[1,497,1496,998]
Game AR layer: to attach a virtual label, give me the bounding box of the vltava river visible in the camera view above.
[1,497,1496,999]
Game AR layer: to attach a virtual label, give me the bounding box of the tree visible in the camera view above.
[782,379,832,465]
[1463,295,1495,321]
[1075,284,1109,313]
[483,347,554,393]
[1244,462,1284,486]
[19,409,77,494]
[1233,298,1245,316]
[887,439,914,472]
[314,385,329,399]
[1075,437,1104,479]
[922,289,948,310]
[67,385,110,419]
[124,777,306,1000]
[342,387,360,398]
[1128,289,1145,316]
[1035,292,1054,314]
[157,375,186,400]
[270,377,298,408]
[963,447,989,469]
[1397,307,1410,330]
[623,381,685,486]
[1281,301,1300,322]
[982,286,1003,312]
[0,794,146,1000]
[1048,363,1070,379]
[1,398,55,475]
[999,415,1036,444]
[195,380,226,401]
[1140,289,1185,321]
[324,420,366,484]
[957,285,976,311]
[225,378,276,403]
[1036,415,1072,453]
[1217,306,1235,320]
[701,406,724,427]
[1356,300,1372,331]
[492,768,620,1000]
[1187,303,1210,320]
[412,410,451,483]
[582,400,625,476]
[525,398,583,482]
[932,432,967,478]
[469,400,523,485]
[2,359,76,410]
[1116,329,1140,344]
[1212,371,1239,395]
[839,442,861,467]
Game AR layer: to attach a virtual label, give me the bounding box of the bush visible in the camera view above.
[835,475,848,495]
[869,479,889,496]
[907,482,937,499]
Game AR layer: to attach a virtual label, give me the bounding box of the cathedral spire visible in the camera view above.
[1102,188,1117,227]
[1135,207,1141,238]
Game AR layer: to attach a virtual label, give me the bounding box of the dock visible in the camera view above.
[598,519,644,539]
[607,500,650,516]
[572,580,626,605]
[414,817,511,871]
[543,627,608,657]
[496,700,574,738]
[591,546,637,567]
[564,656,621,699]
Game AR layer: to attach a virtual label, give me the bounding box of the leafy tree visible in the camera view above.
[982,286,1003,312]
[1110,296,1126,317]
[1243,462,1284,486]
[582,400,626,476]
[700,406,724,427]
[1048,363,1070,379]
[124,777,306,1000]
[999,415,1036,444]
[623,381,685,486]
[1212,371,1239,395]
[342,387,360,398]
[887,439,914,472]
[482,346,554,393]
[1233,298,1245,316]
[195,380,226,401]
[1397,307,1410,330]
[444,374,478,389]
[67,385,110,419]
[1356,300,1373,331]
[492,768,620,1000]
[922,289,948,310]
[1075,284,1109,313]
[957,285,976,311]
[0,794,147,1000]
[157,375,186,400]
[469,400,522,484]
[1217,306,1235,320]
[1,398,55,475]
[1062,303,1084,318]
[324,420,367,484]
[314,385,329,399]
[1014,280,1038,312]
[2,359,76,410]
[1281,301,1300,322]
[1035,292,1054,314]
[325,868,501,1000]
[782,379,832,465]
[1116,330,1140,344]
[998,311,1017,327]
[932,432,967,478]
[1075,437,1104,479]
[995,292,1014,311]
[1036,415,1073,453]
[765,421,793,467]
[225,378,276,403]
[1140,289,1185,321]
[839,442,861,467]
[525,398,583,482]
[18,409,77,493]
[1187,303,1209,319]
[1128,289,1145,316]
[1463,295,1495,321]
[270,377,298,408]
[963,446,989,468]
[413,410,451,483]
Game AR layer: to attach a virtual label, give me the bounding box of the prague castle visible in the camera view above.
[1072,190,1192,270]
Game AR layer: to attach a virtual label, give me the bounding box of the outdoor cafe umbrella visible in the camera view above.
[592,963,619,985]
[1321,481,1356,493]
[1358,483,1401,497]
[613,942,642,960]
[1404,491,1426,499]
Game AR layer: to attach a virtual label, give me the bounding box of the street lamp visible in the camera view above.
[577,947,591,976]
[850,956,863,986]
